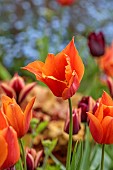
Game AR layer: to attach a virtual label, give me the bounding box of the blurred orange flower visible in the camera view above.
[87,91,113,144]
[0,112,20,170]
[23,37,84,100]
[0,126,20,170]
[56,0,75,6]
[1,95,35,138]
[99,42,113,77]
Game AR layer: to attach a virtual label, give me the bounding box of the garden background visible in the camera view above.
[0,0,113,170]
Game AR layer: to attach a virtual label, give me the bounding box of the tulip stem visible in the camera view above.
[66,98,73,170]
[19,139,27,170]
[100,144,105,170]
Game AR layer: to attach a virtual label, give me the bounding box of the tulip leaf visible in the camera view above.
[80,126,91,170]
[70,140,83,170]
[15,158,23,170]
[0,63,11,80]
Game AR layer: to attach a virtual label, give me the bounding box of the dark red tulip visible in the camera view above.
[0,73,36,104]
[26,148,43,170]
[78,96,96,122]
[88,32,105,57]
[64,108,81,135]
[57,0,75,6]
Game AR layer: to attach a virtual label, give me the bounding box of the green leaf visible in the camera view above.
[30,118,39,129]
[36,121,49,134]
[70,141,79,169]
[37,164,61,170]
[80,126,91,170]
[71,141,83,170]
[15,158,23,170]
[0,63,11,80]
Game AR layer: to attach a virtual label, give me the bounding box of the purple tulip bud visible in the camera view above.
[88,31,105,57]
[0,83,16,98]
[78,96,96,122]
[26,152,34,170]
[0,73,36,104]
[26,148,43,170]
[64,108,81,135]
[10,73,25,96]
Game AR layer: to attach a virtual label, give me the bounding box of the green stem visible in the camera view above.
[19,139,27,170]
[66,98,73,170]
[100,144,105,170]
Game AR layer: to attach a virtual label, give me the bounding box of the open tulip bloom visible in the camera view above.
[23,37,84,100]
[22,37,84,170]
[87,91,113,144]
[87,91,113,170]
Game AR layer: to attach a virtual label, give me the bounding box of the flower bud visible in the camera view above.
[9,73,25,96]
[64,108,81,135]
[78,96,96,122]
[26,148,43,170]
[88,31,105,57]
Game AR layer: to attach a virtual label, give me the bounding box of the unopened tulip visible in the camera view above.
[1,95,35,138]
[0,126,20,170]
[26,148,43,170]
[78,96,96,122]
[0,73,36,104]
[88,32,105,57]
[64,108,81,135]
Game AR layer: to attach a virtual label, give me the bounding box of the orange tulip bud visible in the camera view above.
[1,95,35,138]
[87,91,113,144]
[23,37,84,100]
[0,126,20,170]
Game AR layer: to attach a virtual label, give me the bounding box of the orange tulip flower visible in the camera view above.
[1,95,35,138]
[99,42,113,77]
[87,91,113,144]
[0,126,20,170]
[23,38,84,100]
[0,111,20,170]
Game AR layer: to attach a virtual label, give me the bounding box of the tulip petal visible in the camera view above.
[94,103,104,122]
[18,82,36,103]
[42,75,67,97]
[101,91,113,106]
[0,83,16,98]
[7,104,24,138]
[2,96,24,137]
[24,97,35,135]
[0,135,8,168]
[63,37,84,81]
[1,126,20,169]
[87,112,103,143]
[101,116,113,144]
[22,61,44,82]
[0,110,8,130]
[42,53,66,81]
[62,71,79,100]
